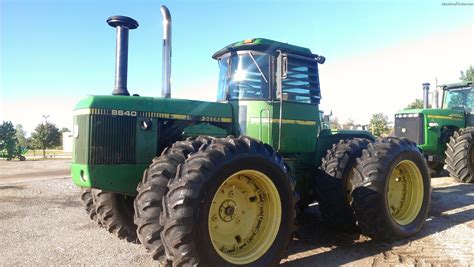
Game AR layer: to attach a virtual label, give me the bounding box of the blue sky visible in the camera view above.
[1,0,473,133]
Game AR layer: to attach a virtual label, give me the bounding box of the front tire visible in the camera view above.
[160,136,295,266]
[445,128,474,183]
[351,137,430,241]
[80,188,99,223]
[92,189,137,242]
[134,137,211,260]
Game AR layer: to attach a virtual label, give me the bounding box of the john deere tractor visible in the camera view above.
[395,81,474,182]
[72,6,431,266]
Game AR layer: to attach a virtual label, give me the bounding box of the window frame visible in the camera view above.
[217,51,273,102]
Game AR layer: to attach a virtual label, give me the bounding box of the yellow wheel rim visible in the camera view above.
[387,160,424,225]
[208,170,281,264]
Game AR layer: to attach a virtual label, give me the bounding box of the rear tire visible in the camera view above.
[134,137,211,261]
[318,138,371,232]
[92,189,138,242]
[160,136,295,266]
[445,128,474,183]
[351,137,430,241]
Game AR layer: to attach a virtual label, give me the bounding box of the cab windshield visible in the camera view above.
[443,86,474,111]
[217,51,270,101]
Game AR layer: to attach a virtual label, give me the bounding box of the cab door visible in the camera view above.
[274,53,321,153]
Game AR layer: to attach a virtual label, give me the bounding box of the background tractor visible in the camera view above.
[72,6,431,266]
[0,140,27,161]
[394,81,474,182]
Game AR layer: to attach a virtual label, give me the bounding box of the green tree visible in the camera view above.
[0,121,18,160]
[369,113,389,137]
[460,66,474,82]
[30,122,61,158]
[15,124,28,148]
[405,99,425,110]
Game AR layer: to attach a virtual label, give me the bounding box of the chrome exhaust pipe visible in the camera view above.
[160,5,172,98]
[432,88,439,108]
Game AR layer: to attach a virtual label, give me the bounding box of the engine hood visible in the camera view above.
[73,95,233,123]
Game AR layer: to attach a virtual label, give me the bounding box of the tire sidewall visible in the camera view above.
[195,153,293,267]
[380,150,431,238]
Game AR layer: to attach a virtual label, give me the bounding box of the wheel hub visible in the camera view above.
[219,199,237,222]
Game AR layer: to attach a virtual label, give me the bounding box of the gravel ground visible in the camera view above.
[0,159,473,265]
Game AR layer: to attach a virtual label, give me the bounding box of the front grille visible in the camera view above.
[394,115,425,145]
[90,115,136,165]
[73,115,88,164]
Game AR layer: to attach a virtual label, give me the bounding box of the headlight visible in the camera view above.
[396,113,421,118]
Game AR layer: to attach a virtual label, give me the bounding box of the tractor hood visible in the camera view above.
[396,108,464,123]
[73,95,233,123]
[71,95,233,195]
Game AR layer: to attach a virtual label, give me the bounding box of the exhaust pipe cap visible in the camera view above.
[107,16,139,29]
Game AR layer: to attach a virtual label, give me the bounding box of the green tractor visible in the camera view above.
[72,6,431,266]
[394,81,474,182]
[0,141,27,161]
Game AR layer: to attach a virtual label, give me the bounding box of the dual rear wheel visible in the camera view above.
[320,137,431,241]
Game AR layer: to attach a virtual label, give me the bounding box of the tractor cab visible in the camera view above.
[442,81,474,125]
[212,38,326,152]
[214,38,325,104]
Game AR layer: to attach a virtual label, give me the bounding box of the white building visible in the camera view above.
[62,132,73,152]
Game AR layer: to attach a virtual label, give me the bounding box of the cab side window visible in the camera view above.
[280,56,320,104]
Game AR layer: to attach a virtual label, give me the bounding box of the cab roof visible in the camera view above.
[441,81,473,90]
[212,38,316,59]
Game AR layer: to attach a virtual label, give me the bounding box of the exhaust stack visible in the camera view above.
[107,16,139,96]
[161,5,172,98]
[432,88,439,108]
[422,82,430,109]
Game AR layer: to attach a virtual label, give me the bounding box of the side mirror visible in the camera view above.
[316,55,326,64]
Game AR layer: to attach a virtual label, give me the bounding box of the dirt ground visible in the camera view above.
[0,159,473,265]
